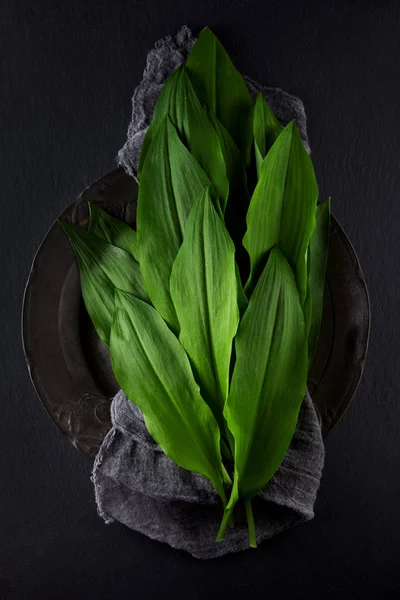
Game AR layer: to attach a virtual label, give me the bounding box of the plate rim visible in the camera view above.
[21,167,371,457]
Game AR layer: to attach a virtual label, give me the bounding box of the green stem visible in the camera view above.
[220,416,235,462]
[216,504,235,542]
[218,471,234,527]
[221,463,232,486]
[218,484,228,509]
[245,499,257,548]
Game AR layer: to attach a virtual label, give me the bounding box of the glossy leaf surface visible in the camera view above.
[138,66,228,206]
[110,290,229,502]
[59,221,148,345]
[253,92,283,177]
[205,103,249,215]
[218,248,308,539]
[243,121,318,302]
[88,202,138,260]
[137,116,210,331]
[170,186,239,427]
[186,27,254,164]
[304,197,331,367]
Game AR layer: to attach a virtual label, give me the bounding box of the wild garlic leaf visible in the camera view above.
[138,66,228,207]
[253,92,284,177]
[137,116,211,332]
[243,121,318,302]
[170,186,239,429]
[204,103,249,215]
[88,202,138,261]
[304,197,331,368]
[110,290,230,503]
[204,102,251,281]
[58,221,148,345]
[235,262,248,317]
[185,26,254,164]
[218,248,308,543]
[137,69,181,179]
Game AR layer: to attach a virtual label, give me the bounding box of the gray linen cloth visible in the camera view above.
[92,26,324,560]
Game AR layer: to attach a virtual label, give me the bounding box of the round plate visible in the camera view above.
[22,168,370,459]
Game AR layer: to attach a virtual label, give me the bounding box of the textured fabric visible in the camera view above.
[93,25,324,559]
[93,390,324,559]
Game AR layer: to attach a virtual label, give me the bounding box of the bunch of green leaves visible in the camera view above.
[59,26,330,548]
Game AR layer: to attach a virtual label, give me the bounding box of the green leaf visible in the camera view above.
[137,116,211,332]
[185,27,254,164]
[243,121,318,303]
[204,103,251,285]
[88,203,138,260]
[235,262,248,317]
[137,69,181,179]
[170,186,239,429]
[58,221,148,345]
[217,247,308,542]
[304,197,331,368]
[253,92,283,177]
[110,290,230,503]
[204,103,249,215]
[138,66,228,207]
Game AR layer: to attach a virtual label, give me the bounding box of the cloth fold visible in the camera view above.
[93,390,324,559]
[93,25,324,559]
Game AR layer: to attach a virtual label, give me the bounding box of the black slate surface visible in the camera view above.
[1,1,399,598]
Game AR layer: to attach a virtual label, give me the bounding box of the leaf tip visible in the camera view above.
[199,25,213,36]
[87,201,95,223]
[114,287,125,302]
[254,91,265,107]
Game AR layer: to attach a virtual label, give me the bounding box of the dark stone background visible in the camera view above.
[1,1,399,598]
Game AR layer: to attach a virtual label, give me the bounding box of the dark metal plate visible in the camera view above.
[22,168,370,459]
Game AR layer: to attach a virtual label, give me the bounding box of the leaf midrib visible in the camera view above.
[123,303,218,479]
[201,208,225,410]
[237,272,281,480]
